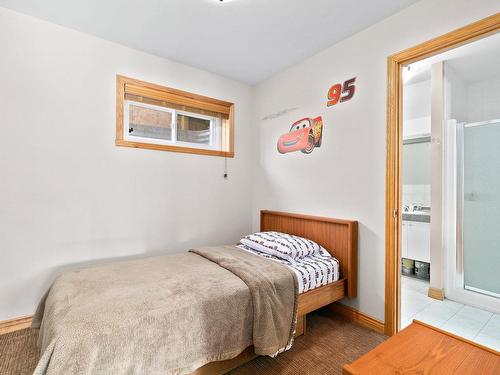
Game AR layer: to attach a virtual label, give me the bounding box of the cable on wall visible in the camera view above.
[224,156,228,179]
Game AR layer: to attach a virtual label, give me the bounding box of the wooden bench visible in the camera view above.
[343,320,500,374]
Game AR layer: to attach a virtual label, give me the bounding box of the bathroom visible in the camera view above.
[399,32,500,350]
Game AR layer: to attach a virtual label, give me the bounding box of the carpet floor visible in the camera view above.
[0,310,386,375]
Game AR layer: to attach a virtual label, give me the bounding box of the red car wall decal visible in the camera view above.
[277,116,323,154]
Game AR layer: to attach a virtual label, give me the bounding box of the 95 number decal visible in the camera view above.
[327,77,356,107]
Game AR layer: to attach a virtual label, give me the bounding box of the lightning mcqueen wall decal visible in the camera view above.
[277,116,323,154]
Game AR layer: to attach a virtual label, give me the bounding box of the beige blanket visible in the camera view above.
[32,246,298,375]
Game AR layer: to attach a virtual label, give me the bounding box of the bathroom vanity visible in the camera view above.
[401,134,432,279]
[402,214,430,263]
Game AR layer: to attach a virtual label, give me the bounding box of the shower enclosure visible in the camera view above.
[446,119,500,312]
[460,119,500,298]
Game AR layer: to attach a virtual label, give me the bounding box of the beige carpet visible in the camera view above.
[0,310,385,375]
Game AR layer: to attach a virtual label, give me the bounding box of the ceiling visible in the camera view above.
[405,32,500,85]
[445,33,500,83]
[0,0,419,84]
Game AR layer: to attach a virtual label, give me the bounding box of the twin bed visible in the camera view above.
[32,210,358,375]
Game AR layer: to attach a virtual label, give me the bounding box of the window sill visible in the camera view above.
[115,139,234,158]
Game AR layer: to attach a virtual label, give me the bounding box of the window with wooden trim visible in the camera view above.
[116,76,234,157]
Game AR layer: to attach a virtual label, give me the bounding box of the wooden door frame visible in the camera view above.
[385,13,500,336]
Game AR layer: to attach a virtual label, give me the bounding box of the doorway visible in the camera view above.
[385,14,500,338]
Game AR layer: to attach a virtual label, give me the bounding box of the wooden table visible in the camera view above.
[343,320,500,374]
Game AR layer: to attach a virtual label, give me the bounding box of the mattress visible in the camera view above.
[237,245,340,294]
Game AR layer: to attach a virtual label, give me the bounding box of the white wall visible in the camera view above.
[430,61,445,292]
[402,142,432,207]
[0,8,254,321]
[403,79,431,138]
[403,80,431,138]
[445,66,500,124]
[467,76,500,123]
[2,0,499,324]
[252,0,500,320]
[444,64,468,122]
[402,79,432,208]
[404,80,431,121]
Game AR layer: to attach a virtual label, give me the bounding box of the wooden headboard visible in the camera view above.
[260,210,358,298]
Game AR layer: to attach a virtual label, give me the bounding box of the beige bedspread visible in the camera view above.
[32,245,298,375]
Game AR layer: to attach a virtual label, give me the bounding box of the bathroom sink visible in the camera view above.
[402,212,431,223]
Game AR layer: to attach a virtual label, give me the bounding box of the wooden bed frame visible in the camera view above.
[192,210,358,375]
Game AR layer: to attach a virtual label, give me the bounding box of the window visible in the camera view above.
[127,102,173,141]
[116,76,234,157]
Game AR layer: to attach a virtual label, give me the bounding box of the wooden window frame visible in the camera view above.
[116,75,235,157]
[385,14,500,337]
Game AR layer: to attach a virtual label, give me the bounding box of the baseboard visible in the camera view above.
[0,306,384,335]
[428,287,445,301]
[328,303,385,334]
[0,315,33,335]
[2,304,384,337]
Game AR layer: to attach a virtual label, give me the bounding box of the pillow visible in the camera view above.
[237,244,288,264]
[239,231,321,263]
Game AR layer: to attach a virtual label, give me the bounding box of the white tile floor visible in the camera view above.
[401,276,500,352]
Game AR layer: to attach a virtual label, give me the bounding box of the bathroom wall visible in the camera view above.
[444,64,468,122]
[467,76,500,123]
[403,79,432,207]
[403,79,431,138]
[445,63,500,124]
[402,142,432,207]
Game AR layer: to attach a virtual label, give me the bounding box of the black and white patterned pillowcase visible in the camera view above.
[236,244,290,265]
[239,237,298,264]
[268,232,321,257]
[258,232,321,258]
[240,231,321,261]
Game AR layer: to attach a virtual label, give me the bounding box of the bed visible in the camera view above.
[193,210,358,374]
[32,210,357,375]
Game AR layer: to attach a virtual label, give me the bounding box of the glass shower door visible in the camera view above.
[461,120,500,298]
